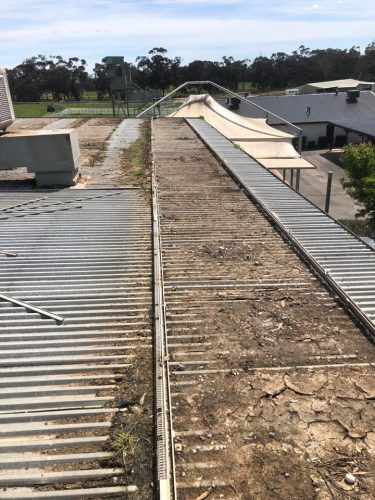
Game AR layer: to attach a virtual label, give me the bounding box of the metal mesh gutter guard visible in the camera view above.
[151,120,176,499]
[186,117,375,339]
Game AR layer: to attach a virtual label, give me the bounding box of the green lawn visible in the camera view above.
[13,101,144,118]
[13,103,63,118]
[63,101,112,109]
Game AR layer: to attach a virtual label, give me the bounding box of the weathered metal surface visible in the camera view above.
[187,117,375,337]
[152,118,375,499]
[0,188,151,497]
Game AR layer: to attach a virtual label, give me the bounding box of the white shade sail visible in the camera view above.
[170,94,315,170]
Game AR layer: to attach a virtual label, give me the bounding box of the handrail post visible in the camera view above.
[325,172,333,213]
[296,169,301,191]
[298,132,303,155]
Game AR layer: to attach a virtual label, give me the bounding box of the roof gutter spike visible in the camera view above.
[137,80,303,154]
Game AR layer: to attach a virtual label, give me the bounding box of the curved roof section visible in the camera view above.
[170,94,293,140]
[169,94,314,170]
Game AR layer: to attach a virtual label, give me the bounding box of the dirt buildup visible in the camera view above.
[77,118,121,173]
[154,118,375,499]
[116,120,151,189]
[107,343,154,498]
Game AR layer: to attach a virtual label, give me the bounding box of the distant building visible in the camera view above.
[298,78,374,94]
[102,56,161,103]
[102,56,127,92]
[218,90,375,148]
[285,88,300,96]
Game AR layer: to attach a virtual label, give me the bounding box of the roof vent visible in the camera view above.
[346,89,360,103]
[0,68,14,131]
[229,97,240,110]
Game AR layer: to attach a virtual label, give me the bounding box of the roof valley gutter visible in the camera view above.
[151,119,177,499]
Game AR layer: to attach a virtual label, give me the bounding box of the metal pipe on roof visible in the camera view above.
[0,292,65,324]
[0,250,17,257]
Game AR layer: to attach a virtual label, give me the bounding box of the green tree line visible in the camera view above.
[7,42,375,102]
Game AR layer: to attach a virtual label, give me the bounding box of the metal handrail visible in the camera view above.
[137,80,303,153]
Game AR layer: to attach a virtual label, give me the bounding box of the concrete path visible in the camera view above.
[86,118,144,186]
[43,118,77,130]
[300,149,359,220]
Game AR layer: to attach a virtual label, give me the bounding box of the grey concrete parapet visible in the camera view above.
[0,129,80,187]
[35,169,80,188]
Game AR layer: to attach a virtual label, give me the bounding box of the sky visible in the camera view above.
[1,0,375,72]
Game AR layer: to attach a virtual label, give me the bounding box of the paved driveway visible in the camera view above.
[299,149,360,220]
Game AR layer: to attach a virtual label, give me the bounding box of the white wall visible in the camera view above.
[274,123,326,145]
[273,122,362,147]
[301,123,327,143]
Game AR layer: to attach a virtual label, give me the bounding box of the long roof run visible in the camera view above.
[301,78,373,89]
[218,91,375,126]
[329,118,375,140]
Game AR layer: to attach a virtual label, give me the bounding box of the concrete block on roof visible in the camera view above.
[0,129,80,174]
[35,169,79,188]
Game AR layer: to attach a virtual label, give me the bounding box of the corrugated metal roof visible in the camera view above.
[218,91,375,125]
[187,117,375,335]
[0,188,152,497]
[329,118,375,139]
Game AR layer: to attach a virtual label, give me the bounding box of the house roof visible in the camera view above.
[329,118,375,139]
[218,91,375,126]
[301,78,373,89]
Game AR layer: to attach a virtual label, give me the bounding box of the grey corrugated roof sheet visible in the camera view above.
[328,118,375,139]
[217,91,375,125]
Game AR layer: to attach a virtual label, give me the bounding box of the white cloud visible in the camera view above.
[153,0,241,3]
[2,15,374,49]
[1,0,374,69]
[273,0,375,17]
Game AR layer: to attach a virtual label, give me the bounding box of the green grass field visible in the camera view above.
[13,100,145,118]
[13,103,62,118]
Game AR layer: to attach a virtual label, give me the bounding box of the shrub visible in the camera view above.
[341,142,375,227]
